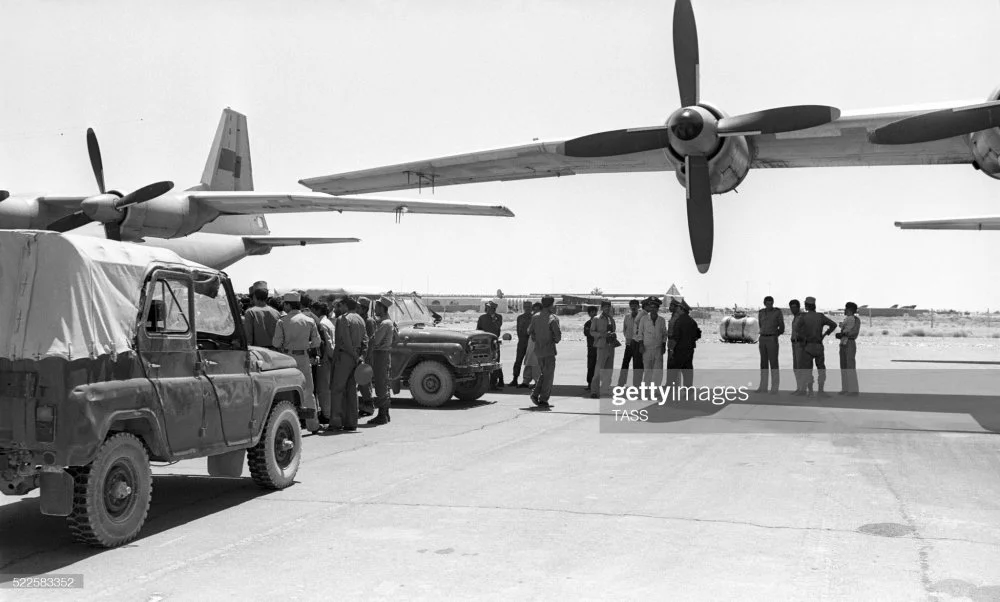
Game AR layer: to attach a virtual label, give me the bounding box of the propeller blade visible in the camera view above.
[0,190,9,202]
[673,0,699,107]
[86,128,106,194]
[115,181,174,209]
[717,105,841,137]
[684,155,713,274]
[869,102,1000,145]
[48,211,94,233]
[563,127,670,157]
[104,221,122,242]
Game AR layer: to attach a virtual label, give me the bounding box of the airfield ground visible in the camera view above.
[1,316,998,600]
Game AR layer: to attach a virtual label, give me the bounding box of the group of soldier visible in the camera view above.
[241,281,399,432]
[756,296,861,397]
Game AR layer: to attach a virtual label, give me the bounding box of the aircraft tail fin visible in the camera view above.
[196,107,268,236]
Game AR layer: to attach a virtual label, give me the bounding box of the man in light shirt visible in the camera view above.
[636,298,668,387]
[588,301,617,399]
[837,301,861,396]
[617,299,644,387]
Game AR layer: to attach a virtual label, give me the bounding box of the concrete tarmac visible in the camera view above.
[2,339,999,601]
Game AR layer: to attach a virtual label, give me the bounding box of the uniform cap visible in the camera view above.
[680,300,691,311]
[358,296,371,307]
[805,296,816,305]
[377,295,393,309]
[283,292,301,303]
[486,300,498,309]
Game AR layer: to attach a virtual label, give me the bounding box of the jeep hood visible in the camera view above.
[250,347,298,371]
[399,326,492,344]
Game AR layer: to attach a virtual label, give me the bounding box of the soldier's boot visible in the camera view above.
[368,409,389,426]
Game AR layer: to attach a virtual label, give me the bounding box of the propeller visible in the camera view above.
[52,128,174,240]
[561,0,841,273]
[869,102,1000,145]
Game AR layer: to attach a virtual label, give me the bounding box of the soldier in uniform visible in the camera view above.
[756,296,786,394]
[618,299,644,387]
[509,301,533,388]
[528,295,561,408]
[665,298,681,386]
[583,306,598,390]
[357,297,378,417]
[668,300,701,387]
[837,301,861,396]
[272,291,321,431]
[313,301,336,426]
[367,296,398,425]
[636,297,668,387]
[330,296,369,432]
[243,281,280,349]
[793,296,838,398]
[588,301,617,399]
[477,301,504,390]
[788,299,809,395]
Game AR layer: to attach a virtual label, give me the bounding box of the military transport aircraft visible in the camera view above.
[299,0,1000,274]
[0,108,514,269]
[895,216,1000,231]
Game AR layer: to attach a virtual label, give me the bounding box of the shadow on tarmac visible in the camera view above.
[0,474,280,581]
[390,399,497,411]
[638,391,1000,433]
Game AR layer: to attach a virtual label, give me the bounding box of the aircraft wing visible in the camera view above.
[242,236,361,247]
[894,216,1000,230]
[296,104,977,196]
[189,192,513,217]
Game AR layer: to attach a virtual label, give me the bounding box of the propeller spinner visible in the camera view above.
[562,0,841,273]
[49,128,174,240]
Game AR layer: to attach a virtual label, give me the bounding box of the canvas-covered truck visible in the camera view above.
[305,288,501,407]
[0,231,308,547]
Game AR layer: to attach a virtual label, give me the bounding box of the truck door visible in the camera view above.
[191,273,253,446]
[138,270,214,457]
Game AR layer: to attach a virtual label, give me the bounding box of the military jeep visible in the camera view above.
[306,289,500,407]
[0,231,308,548]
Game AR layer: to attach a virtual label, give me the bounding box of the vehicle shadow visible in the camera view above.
[391,398,496,411]
[0,474,281,580]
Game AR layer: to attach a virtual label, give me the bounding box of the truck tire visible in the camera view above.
[454,373,490,402]
[248,401,301,489]
[67,433,152,548]
[409,360,455,407]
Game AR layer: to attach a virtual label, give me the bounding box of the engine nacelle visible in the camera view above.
[118,193,220,241]
[968,85,1000,180]
[669,103,752,195]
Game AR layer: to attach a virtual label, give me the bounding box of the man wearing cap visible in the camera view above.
[477,301,504,390]
[668,300,701,387]
[788,299,810,395]
[312,301,336,426]
[509,301,533,388]
[243,281,280,349]
[272,292,322,430]
[330,296,369,431]
[664,298,681,386]
[635,298,667,386]
[588,300,617,399]
[583,306,598,390]
[528,295,561,407]
[357,297,378,417]
[756,296,785,394]
[837,302,861,396]
[793,296,838,398]
[618,299,645,388]
[368,296,398,425]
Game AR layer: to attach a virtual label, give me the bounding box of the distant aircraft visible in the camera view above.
[895,217,1000,231]
[0,108,514,269]
[299,0,1000,274]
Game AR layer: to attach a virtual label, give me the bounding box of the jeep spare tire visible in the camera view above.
[68,432,153,548]
[454,372,490,402]
[409,360,455,407]
[248,400,301,489]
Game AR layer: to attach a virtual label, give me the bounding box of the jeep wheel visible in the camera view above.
[409,360,455,407]
[454,373,490,402]
[67,433,152,548]
[248,401,301,489]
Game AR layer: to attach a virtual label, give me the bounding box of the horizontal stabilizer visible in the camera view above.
[190,191,514,217]
[242,236,360,247]
[895,216,1000,230]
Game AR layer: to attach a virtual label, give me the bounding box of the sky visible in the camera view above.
[1,0,999,311]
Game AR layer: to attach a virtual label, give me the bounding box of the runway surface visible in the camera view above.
[2,338,998,600]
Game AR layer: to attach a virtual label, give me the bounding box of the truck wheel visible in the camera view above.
[248,401,301,489]
[409,360,455,407]
[67,433,152,548]
[454,373,490,402]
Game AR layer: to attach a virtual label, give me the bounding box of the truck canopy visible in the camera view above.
[0,230,209,361]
